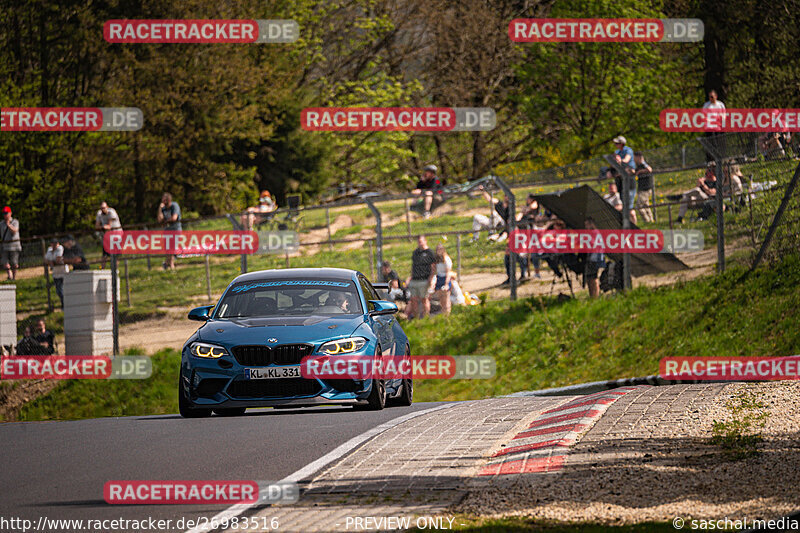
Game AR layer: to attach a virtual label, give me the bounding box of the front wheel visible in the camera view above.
[364,378,386,410]
[178,376,212,418]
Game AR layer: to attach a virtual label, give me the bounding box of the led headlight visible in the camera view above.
[319,337,368,355]
[190,342,229,358]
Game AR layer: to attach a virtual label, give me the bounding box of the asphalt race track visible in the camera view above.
[0,403,446,530]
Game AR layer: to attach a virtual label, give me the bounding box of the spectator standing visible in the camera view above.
[405,235,436,319]
[95,201,122,268]
[603,182,623,211]
[584,218,605,299]
[33,319,55,355]
[520,194,542,278]
[157,193,182,270]
[411,165,443,219]
[1,206,22,280]
[613,136,637,224]
[62,235,90,270]
[702,90,726,162]
[702,90,726,112]
[633,152,654,223]
[44,238,67,307]
[677,162,718,223]
[433,244,453,316]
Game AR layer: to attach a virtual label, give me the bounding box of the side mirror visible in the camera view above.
[188,305,214,321]
[368,300,398,315]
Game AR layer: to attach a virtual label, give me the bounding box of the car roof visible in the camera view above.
[231,268,363,284]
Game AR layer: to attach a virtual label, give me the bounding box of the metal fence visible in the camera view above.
[4,135,799,354]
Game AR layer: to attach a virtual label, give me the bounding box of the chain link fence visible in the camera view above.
[3,136,798,355]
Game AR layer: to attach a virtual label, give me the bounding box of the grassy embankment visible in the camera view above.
[15,254,800,420]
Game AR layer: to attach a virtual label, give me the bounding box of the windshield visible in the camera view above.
[214,279,363,318]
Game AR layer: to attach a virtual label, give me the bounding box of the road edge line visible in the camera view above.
[184,402,461,533]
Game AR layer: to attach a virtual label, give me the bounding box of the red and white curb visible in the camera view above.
[477,387,643,476]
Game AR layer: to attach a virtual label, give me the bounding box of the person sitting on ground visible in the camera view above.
[405,235,436,320]
[603,182,623,211]
[433,244,453,316]
[722,162,745,206]
[241,190,277,230]
[16,326,40,356]
[33,319,55,355]
[759,132,786,160]
[676,162,718,223]
[379,261,407,303]
[584,217,605,299]
[634,152,654,223]
[411,165,443,219]
[62,235,90,270]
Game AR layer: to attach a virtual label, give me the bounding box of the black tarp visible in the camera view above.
[532,185,689,277]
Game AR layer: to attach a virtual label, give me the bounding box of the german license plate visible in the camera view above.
[244,366,301,379]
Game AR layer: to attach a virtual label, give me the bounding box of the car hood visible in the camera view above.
[197,315,367,346]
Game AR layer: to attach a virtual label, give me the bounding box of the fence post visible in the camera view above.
[226,214,248,274]
[143,226,151,270]
[205,254,212,300]
[326,206,333,250]
[124,258,131,307]
[714,157,726,273]
[368,240,375,279]
[681,145,686,168]
[457,234,462,281]
[365,198,383,270]
[492,177,517,301]
[651,185,657,222]
[41,238,52,313]
[404,197,412,241]
[604,154,632,290]
[111,255,119,356]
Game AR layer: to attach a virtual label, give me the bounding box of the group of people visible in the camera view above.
[674,160,744,223]
[379,235,463,320]
[600,137,655,224]
[15,319,56,356]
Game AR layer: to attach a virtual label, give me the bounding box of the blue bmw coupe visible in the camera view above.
[178,268,412,417]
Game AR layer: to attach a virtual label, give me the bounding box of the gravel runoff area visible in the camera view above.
[458,382,800,526]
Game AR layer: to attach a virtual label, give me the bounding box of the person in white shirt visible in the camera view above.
[603,182,623,211]
[433,244,453,315]
[702,90,726,110]
[95,201,122,268]
[44,238,68,307]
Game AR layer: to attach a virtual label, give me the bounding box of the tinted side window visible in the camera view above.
[358,277,379,310]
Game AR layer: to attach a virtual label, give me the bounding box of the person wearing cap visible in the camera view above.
[0,206,22,280]
[62,234,90,270]
[612,136,638,224]
[241,190,276,230]
[44,237,67,306]
[95,201,122,269]
[411,164,443,219]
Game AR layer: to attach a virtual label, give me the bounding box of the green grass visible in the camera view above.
[422,516,678,532]
[16,348,180,421]
[10,254,800,421]
[408,254,800,402]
